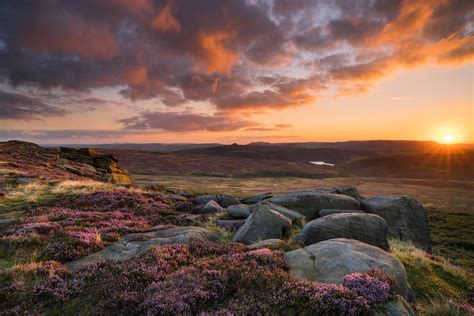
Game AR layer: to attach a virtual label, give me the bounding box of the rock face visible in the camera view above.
[330,185,365,202]
[361,195,431,250]
[376,296,415,316]
[0,141,133,185]
[66,226,219,272]
[60,147,133,185]
[198,200,225,214]
[318,209,364,217]
[268,190,360,220]
[195,194,240,208]
[227,204,252,219]
[295,213,390,250]
[233,206,291,245]
[284,238,414,301]
[253,201,305,223]
[240,192,273,204]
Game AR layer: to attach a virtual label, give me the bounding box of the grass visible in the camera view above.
[390,239,473,313]
[0,180,124,214]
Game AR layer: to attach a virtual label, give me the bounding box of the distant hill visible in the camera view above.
[248,140,472,153]
[176,143,371,164]
[60,143,222,152]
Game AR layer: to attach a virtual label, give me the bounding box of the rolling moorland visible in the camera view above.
[0,140,473,315]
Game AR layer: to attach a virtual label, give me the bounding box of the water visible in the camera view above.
[309,161,335,167]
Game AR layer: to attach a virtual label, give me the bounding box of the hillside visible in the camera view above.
[0,141,472,315]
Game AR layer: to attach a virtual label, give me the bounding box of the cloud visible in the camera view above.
[0,0,472,130]
[0,129,153,140]
[119,111,257,132]
[0,90,66,119]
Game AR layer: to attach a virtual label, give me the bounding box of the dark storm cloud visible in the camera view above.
[0,0,472,129]
[0,90,66,119]
[120,111,257,132]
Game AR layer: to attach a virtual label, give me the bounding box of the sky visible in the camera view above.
[0,0,473,144]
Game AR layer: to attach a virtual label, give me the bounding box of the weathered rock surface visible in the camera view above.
[284,238,414,300]
[248,239,284,249]
[0,141,133,185]
[318,209,364,217]
[240,192,273,204]
[362,195,431,250]
[233,206,291,245]
[198,200,225,214]
[195,194,240,207]
[227,204,252,219]
[329,185,365,202]
[268,191,360,220]
[66,226,218,272]
[252,201,305,223]
[295,213,389,250]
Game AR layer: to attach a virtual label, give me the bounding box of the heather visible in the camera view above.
[0,240,396,315]
[0,186,194,264]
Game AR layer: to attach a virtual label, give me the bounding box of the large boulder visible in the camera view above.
[240,192,273,204]
[268,191,360,220]
[195,194,240,208]
[251,201,304,223]
[233,206,291,245]
[284,238,414,301]
[330,185,365,202]
[295,213,390,250]
[66,226,219,272]
[198,200,225,214]
[227,204,252,219]
[318,209,364,217]
[361,195,431,251]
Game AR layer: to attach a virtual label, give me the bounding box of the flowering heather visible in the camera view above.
[1,188,196,262]
[343,271,391,305]
[0,240,396,315]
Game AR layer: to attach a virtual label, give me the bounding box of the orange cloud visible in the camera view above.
[152,2,181,32]
[126,67,148,85]
[196,31,238,75]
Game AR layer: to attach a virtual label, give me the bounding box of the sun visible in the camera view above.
[441,134,454,144]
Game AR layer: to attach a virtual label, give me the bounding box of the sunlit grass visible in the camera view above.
[390,239,472,312]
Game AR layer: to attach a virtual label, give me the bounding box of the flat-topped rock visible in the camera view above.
[268,191,360,220]
[66,226,219,272]
[248,239,284,249]
[362,195,431,251]
[284,238,414,301]
[252,201,305,223]
[295,213,389,250]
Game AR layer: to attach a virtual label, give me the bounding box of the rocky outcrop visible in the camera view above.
[233,206,292,245]
[268,190,360,220]
[216,219,245,231]
[66,226,219,272]
[60,147,133,185]
[227,204,252,219]
[195,194,240,208]
[0,140,133,185]
[318,209,364,217]
[361,195,432,251]
[284,238,414,301]
[295,213,390,250]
